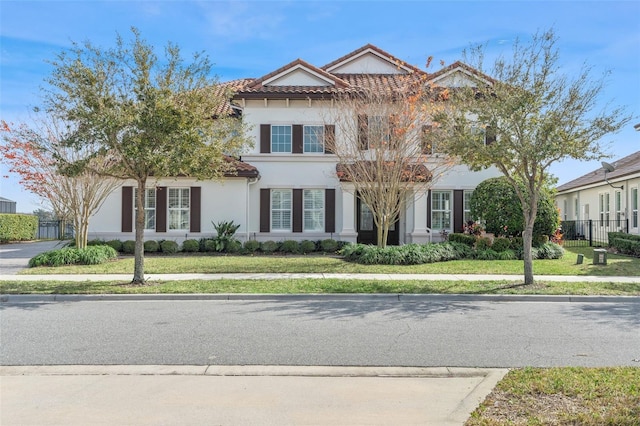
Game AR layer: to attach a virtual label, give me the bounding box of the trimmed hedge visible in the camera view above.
[0,214,38,242]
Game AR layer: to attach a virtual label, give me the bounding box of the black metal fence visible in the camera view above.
[37,220,74,240]
[560,219,629,247]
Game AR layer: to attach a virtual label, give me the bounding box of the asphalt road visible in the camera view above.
[2,298,639,367]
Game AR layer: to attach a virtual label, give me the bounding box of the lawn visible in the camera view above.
[18,246,640,276]
[466,367,640,425]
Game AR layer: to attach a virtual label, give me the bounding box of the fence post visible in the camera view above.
[588,219,593,247]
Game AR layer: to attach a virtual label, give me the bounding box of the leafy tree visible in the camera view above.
[470,177,559,241]
[327,74,453,247]
[43,28,251,283]
[431,29,631,284]
[1,119,119,248]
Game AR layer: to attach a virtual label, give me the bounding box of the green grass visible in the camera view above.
[2,278,639,295]
[18,247,640,276]
[466,367,640,425]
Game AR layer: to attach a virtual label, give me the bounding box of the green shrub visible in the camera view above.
[491,237,511,252]
[534,234,550,247]
[497,249,517,260]
[203,239,216,252]
[0,213,38,242]
[320,239,339,253]
[182,239,200,253]
[477,249,499,260]
[244,240,260,253]
[29,245,117,267]
[611,238,640,257]
[86,239,105,246]
[260,240,279,253]
[300,240,317,254]
[211,220,241,252]
[280,240,300,254]
[475,237,493,250]
[510,237,524,250]
[122,240,136,254]
[608,231,640,244]
[105,240,123,252]
[160,240,179,254]
[536,243,564,259]
[447,233,476,247]
[144,240,159,253]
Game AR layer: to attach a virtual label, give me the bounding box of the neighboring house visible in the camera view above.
[555,150,640,240]
[0,197,17,214]
[89,44,501,245]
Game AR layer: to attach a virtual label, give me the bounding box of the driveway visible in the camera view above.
[0,240,65,275]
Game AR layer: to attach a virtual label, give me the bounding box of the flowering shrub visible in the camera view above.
[550,227,564,245]
[463,221,484,236]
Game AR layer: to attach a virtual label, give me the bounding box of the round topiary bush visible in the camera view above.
[280,240,300,254]
[160,240,179,254]
[225,239,242,253]
[300,240,317,254]
[491,237,511,252]
[244,240,260,253]
[320,239,339,253]
[144,240,159,253]
[182,239,200,253]
[260,240,279,253]
[122,240,136,254]
[105,239,123,252]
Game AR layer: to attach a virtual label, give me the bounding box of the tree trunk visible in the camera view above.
[522,221,535,285]
[132,178,146,284]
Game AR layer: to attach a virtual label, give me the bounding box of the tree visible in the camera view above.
[43,28,251,283]
[0,119,119,248]
[431,29,631,284]
[327,75,453,247]
[470,177,559,241]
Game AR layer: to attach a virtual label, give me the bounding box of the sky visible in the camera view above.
[1,0,639,213]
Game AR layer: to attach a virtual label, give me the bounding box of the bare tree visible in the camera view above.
[1,118,120,248]
[327,77,453,247]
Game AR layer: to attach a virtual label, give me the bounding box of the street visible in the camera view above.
[2,297,639,367]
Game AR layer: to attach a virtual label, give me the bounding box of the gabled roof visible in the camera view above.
[245,58,350,90]
[556,150,640,192]
[426,61,495,86]
[322,43,424,75]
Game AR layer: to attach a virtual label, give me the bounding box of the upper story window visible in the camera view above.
[271,125,292,153]
[134,188,156,230]
[304,126,324,153]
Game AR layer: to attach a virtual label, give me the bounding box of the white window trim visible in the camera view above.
[271,125,292,153]
[303,125,324,154]
[271,189,292,232]
[431,190,452,231]
[303,189,324,232]
[631,186,638,229]
[168,188,190,231]
[134,188,156,231]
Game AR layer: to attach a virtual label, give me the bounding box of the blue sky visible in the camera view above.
[1,0,639,213]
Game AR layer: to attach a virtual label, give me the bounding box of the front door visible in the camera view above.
[356,198,400,245]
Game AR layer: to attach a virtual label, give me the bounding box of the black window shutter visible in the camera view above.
[426,190,432,229]
[121,186,133,233]
[293,189,303,232]
[324,124,335,154]
[260,124,271,153]
[156,187,167,233]
[260,189,270,232]
[453,190,464,233]
[292,125,303,154]
[325,189,336,233]
[190,187,201,233]
[358,114,368,150]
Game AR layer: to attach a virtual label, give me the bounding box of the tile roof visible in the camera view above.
[223,155,259,178]
[556,150,640,192]
[211,78,254,116]
[426,61,495,85]
[322,43,425,75]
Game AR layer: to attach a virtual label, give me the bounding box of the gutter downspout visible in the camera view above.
[246,176,260,242]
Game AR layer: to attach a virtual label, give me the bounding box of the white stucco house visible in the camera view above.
[89,44,501,245]
[555,149,640,242]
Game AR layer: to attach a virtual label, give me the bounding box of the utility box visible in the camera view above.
[593,249,607,265]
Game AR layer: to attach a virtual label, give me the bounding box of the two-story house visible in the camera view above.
[88,44,501,245]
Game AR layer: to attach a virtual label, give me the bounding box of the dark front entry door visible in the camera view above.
[356,198,400,245]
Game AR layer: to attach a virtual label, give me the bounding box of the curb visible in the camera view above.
[2,293,640,304]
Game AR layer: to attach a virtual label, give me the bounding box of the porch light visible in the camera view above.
[601,161,624,190]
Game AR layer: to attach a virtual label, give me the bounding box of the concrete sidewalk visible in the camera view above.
[0,365,508,426]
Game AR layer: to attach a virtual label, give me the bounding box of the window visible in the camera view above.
[368,116,389,148]
[632,187,638,228]
[563,199,568,220]
[431,191,452,230]
[599,193,610,226]
[134,188,156,230]
[303,126,324,153]
[271,189,292,231]
[303,189,324,231]
[574,198,579,219]
[615,191,622,225]
[271,125,292,153]
[463,190,473,224]
[168,188,190,230]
